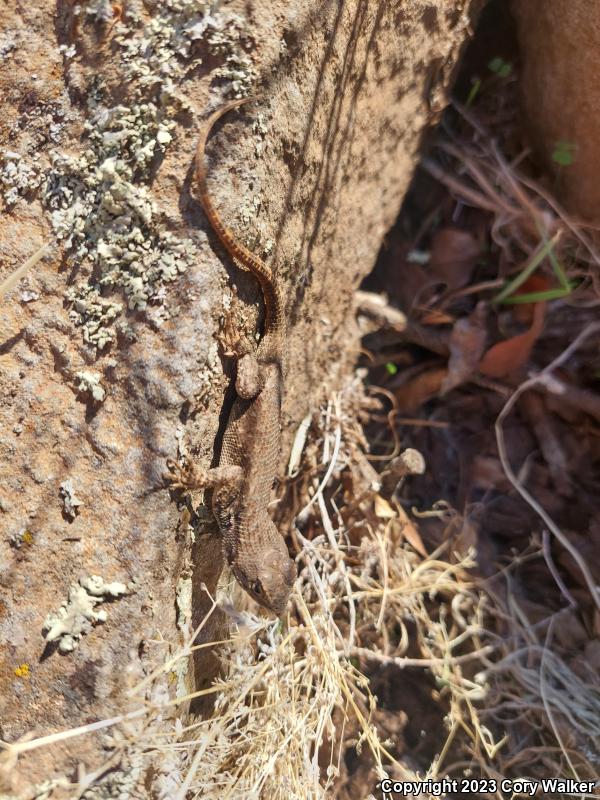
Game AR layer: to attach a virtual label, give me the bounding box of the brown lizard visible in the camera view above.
[166,98,296,616]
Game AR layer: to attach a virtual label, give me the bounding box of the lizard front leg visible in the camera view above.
[216,299,265,401]
[164,458,243,497]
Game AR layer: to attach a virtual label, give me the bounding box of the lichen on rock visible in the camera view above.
[43,575,131,653]
[1,151,43,208]
[43,0,258,350]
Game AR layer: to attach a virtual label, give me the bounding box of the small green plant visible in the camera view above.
[552,140,576,167]
[385,362,398,376]
[466,76,482,107]
[494,232,576,305]
[488,56,512,78]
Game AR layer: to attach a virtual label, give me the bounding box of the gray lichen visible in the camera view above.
[43,0,258,350]
[75,370,106,402]
[65,284,123,350]
[43,575,131,653]
[1,151,43,208]
[85,0,114,23]
[59,478,83,520]
[0,33,17,62]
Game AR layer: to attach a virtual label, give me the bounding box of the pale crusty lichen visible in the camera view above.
[44,0,258,350]
[85,0,114,23]
[75,370,106,402]
[59,478,83,520]
[43,575,131,653]
[1,151,43,208]
[65,283,123,350]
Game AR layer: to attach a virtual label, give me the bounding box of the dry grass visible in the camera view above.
[5,373,596,800]
[0,383,495,798]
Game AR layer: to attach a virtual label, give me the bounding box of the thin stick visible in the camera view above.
[495,322,600,611]
[0,241,50,299]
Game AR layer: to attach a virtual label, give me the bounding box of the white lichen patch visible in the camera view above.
[43,0,259,349]
[1,151,43,208]
[0,33,17,62]
[59,478,83,520]
[21,289,40,303]
[85,0,114,23]
[66,284,123,350]
[43,575,131,653]
[75,370,106,402]
[175,575,192,635]
[252,113,269,157]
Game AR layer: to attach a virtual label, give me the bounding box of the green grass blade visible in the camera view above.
[499,285,576,304]
[493,232,561,304]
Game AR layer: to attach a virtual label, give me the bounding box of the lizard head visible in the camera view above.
[232,539,296,616]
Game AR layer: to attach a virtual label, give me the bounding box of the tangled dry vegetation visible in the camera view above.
[1,378,495,799]
[4,345,599,798]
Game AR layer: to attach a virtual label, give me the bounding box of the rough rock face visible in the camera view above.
[0,0,478,794]
[514,0,600,221]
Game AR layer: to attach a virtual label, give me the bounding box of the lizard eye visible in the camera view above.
[253,580,263,596]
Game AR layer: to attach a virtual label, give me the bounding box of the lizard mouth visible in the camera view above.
[253,588,289,617]
[264,597,288,617]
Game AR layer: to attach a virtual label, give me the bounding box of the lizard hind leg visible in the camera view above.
[217,290,255,359]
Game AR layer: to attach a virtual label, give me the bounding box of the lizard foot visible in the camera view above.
[163,458,208,491]
[217,295,255,359]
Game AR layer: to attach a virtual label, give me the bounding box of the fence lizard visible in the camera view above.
[166,98,296,616]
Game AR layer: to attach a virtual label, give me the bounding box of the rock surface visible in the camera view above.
[0,0,479,794]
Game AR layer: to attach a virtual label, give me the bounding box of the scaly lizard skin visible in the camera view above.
[166,98,296,616]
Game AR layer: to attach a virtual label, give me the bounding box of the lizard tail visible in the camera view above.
[195,97,285,335]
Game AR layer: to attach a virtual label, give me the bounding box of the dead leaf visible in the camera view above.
[419,308,456,326]
[428,226,481,291]
[374,495,396,519]
[468,455,513,492]
[394,503,428,557]
[394,367,447,412]
[479,275,551,379]
[452,516,479,556]
[441,302,488,392]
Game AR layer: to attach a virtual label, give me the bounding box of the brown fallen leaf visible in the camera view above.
[479,276,549,379]
[452,516,479,558]
[418,308,456,326]
[428,226,481,291]
[441,302,488,393]
[393,503,428,557]
[374,495,396,519]
[468,454,513,492]
[394,366,447,412]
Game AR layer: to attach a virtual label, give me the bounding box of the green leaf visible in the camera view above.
[552,140,576,167]
[493,232,561,304]
[385,362,398,376]
[488,57,512,77]
[499,285,576,304]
